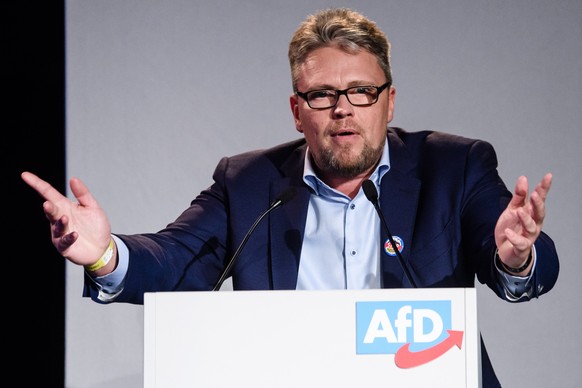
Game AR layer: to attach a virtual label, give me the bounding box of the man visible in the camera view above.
[22,7,558,387]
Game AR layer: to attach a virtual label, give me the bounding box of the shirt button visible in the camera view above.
[350,204,355,210]
[350,250,357,256]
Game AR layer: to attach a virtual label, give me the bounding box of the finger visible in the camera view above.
[21,171,66,203]
[529,173,552,223]
[533,172,553,202]
[529,190,546,225]
[52,214,67,236]
[42,199,62,224]
[69,177,101,208]
[517,208,540,240]
[504,228,532,254]
[55,231,78,253]
[507,175,529,209]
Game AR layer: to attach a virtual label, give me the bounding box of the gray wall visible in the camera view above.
[66,1,582,387]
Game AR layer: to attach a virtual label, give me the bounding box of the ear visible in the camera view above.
[386,86,396,124]
[289,94,303,133]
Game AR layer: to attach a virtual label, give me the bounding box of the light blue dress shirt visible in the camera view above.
[296,141,390,290]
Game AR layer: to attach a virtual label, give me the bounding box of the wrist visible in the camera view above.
[85,239,115,272]
[496,249,533,274]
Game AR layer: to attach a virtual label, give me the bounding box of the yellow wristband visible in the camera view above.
[85,239,114,272]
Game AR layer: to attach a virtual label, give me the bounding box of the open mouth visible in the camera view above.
[331,129,356,137]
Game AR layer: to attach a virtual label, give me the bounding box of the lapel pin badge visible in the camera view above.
[384,236,404,256]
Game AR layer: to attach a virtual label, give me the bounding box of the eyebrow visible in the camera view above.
[306,80,381,90]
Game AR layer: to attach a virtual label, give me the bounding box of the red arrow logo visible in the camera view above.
[394,330,464,368]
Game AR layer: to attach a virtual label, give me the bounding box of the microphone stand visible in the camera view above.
[362,179,417,288]
[212,188,295,291]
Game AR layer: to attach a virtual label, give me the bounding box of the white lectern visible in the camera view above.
[144,288,480,387]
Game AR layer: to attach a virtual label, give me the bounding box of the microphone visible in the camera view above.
[362,179,417,288]
[212,187,296,291]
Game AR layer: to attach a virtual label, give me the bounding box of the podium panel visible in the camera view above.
[144,288,480,387]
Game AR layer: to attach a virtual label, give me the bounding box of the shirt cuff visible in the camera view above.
[494,245,537,302]
[86,234,129,302]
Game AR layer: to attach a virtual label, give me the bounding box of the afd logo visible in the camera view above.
[356,300,463,368]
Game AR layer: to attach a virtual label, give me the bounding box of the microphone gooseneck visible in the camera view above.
[212,187,296,291]
[362,179,417,288]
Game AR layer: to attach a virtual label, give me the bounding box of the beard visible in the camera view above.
[315,140,384,179]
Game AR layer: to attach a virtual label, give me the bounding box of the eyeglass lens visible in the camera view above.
[307,86,380,109]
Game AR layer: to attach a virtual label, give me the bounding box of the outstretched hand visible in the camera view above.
[495,172,553,272]
[21,171,113,267]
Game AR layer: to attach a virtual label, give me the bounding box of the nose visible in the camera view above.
[332,93,353,117]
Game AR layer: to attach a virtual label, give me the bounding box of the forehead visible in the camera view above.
[298,46,384,88]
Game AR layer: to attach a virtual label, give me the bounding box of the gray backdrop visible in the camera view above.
[66,1,581,387]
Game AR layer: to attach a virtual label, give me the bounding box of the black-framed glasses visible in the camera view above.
[296,82,390,109]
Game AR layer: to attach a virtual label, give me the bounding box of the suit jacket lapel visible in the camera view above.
[379,130,421,286]
[269,145,310,289]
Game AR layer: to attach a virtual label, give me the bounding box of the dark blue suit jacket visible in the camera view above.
[86,127,559,387]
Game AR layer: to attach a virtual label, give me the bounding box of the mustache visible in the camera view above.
[325,120,362,136]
